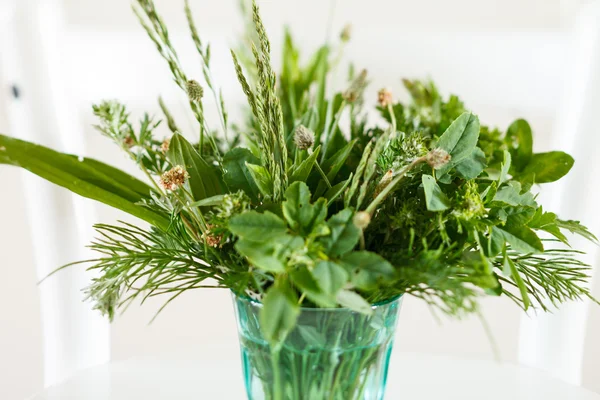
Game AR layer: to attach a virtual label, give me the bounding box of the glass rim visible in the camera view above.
[232,290,402,311]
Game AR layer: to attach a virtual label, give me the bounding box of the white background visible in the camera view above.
[1,0,599,399]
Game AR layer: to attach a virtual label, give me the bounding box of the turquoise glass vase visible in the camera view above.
[232,294,402,400]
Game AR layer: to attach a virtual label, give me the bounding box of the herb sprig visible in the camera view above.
[0,0,597,344]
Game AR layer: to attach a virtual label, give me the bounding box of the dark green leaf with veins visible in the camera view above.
[436,112,480,176]
[518,151,574,184]
[229,211,287,241]
[167,133,224,201]
[223,148,261,201]
[283,182,328,235]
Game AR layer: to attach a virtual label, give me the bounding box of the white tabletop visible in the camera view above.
[31,351,600,400]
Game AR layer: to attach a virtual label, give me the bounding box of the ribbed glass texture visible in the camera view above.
[232,294,402,400]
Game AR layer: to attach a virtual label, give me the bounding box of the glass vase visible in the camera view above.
[232,293,402,400]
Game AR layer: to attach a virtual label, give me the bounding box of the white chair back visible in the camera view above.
[518,0,600,385]
[0,0,110,388]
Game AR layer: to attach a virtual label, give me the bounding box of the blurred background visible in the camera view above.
[1,0,600,399]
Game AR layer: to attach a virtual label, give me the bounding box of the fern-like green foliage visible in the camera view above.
[0,0,597,343]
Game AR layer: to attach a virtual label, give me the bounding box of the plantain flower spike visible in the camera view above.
[294,125,315,151]
[161,137,170,153]
[160,165,189,191]
[426,148,451,169]
[340,24,352,42]
[378,88,393,108]
[186,79,204,102]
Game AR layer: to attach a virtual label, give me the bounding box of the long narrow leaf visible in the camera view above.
[0,134,169,229]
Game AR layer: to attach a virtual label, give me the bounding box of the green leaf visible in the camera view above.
[222,148,261,201]
[0,134,169,229]
[313,261,348,295]
[228,211,287,241]
[324,174,352,205]
[290,145,320,183]
[505,119,533,171]
[504,250,531,310]
[527,207,568,244]
[556,219,598,243]
[260,285,300,343]
[322,139,357,182]
[299,107,320,132]
[235,239,285,272]
[245,163,273,198]
[422,174,451,211]
[341,251,395,291]
[336,290,373,315]
[481,227,505,258]
[290,266,336,307]
[499,150,511,185]
[283,182,328,235]
[189,194,226,208]
[436,112,480,168]
[167,133,224,201]
[497,220,543,254]
[455,147,487,179]
[320,209,361,257]
[518,151,574,184]
[493,181,536,207]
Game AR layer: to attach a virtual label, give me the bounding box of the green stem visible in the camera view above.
[387,103,396,133]
[365,157,425,215]
[309,148,332,189]
[271,344,283,400]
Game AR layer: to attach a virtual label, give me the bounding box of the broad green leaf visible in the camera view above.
[260,285,300,343]
[497,221,543,254]
[222,148,261,201]
[320,209,361,257]
[228,211,287,241]
[505,119,533,171]
[455,147,487,179]
[436,112,480,168]
[290,145,321,183]
[493,181,536,207]
[167,133,224,201]
[499,150,511,184]
[283,182,327,235]
[336,290,373,315]
[235,239,285,272]
[314,261,348,295]
[422,174,450,211]
[283,181,311,231]
[341,251,395,290]
[503,250,531,310]
[290,266,336,307]
[324,174,352,205]
[245,163,273,198]
[518,151,574,184]
[0,134,169,229]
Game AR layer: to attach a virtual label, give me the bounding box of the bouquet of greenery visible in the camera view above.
[1,0,597,352]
